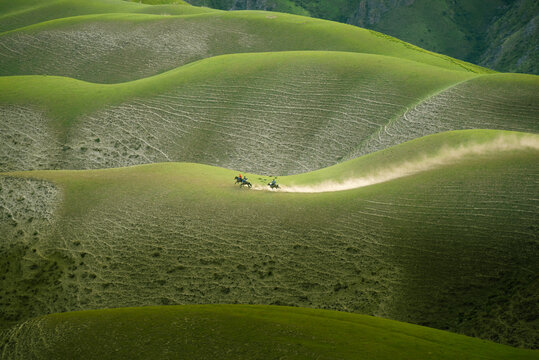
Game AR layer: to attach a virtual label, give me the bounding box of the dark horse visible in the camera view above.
[234,176,252,189]
[268,182,280,189]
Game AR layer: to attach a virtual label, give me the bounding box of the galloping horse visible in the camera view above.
[268,182,280,189]
[234,176,252,189]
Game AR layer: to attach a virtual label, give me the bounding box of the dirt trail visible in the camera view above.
[258,134,539,193]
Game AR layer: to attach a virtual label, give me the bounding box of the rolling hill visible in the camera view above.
[185,0,539,75]
[2,305,537,359]
[0,0,212,33]
[0,8,489,84]
[1,0,538,355]
[1,130,538,349]
[0,52,537,175]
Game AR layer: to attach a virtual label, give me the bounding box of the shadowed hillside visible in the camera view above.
[185,0,539,74]
[1,0,538,354]
[1,131,538,348]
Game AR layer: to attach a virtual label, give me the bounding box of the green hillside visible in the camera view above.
[1,130,538,348]
[479,0,538,74]
[1,0,538,354]
[126,0,189,3]
[1,52,537,174]
[2,305,537,359]
[353,73,539,157]
[185,0,538,74]
[182,0,310,17]
[347,0,538,75]
[0,0,215,33]
[0,10,490,83]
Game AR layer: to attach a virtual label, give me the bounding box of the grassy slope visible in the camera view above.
[1,130,538,348]
[479,0,538,75]
[0,0,215,33]
[0,51,475,174]
[2,305,537,360]
[125,0,188,4]
[183,0,493,59]
[349,0,506,62]
[281,130,539,186]
[0,52,475,125]
[186,0,310,17]
[1,52,537,174]
[0,10,490,83]
[366,0,473,59]
[187,0,537,74]
[367,0,537,74]
[351,72,539,158]
[0,0,537,352]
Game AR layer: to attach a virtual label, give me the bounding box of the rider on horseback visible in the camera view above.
[234,174,252,188]
[268,178,279,189]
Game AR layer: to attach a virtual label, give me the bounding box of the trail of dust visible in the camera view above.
[266,134,539,193]
[252,184,275,191]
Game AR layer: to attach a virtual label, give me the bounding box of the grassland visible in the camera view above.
[353,0,538,75]
[344,0,506,62]
[0,0,214,33]
[1,52,537,175]
[0,9,491,83]
[1,130,538,349]
[2,305,537,359]
[0,51,473,174]
[1,0,538,355]
[186,0,538,75]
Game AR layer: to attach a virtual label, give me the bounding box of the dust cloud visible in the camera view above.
[265,134,539,193]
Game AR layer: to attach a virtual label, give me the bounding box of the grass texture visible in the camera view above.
[0,0,212,32]
[185,0,538,74]
[0,10,490,83]
[1,130,538,348]
[1,52,537,175]
[1,0,538,354]
[2,305,537,359]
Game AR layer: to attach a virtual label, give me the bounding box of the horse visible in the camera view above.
[268,182,280,189]
[234,176,252,189]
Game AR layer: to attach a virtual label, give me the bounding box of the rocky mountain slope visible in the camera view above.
[185,0,538,74]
